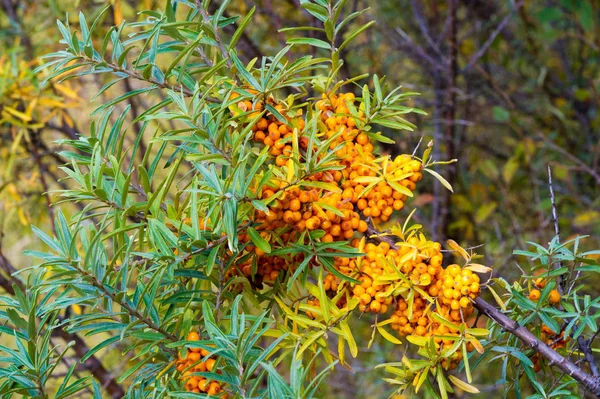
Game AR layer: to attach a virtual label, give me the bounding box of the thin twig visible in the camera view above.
[547,165,566,294]
[464,2,523,71]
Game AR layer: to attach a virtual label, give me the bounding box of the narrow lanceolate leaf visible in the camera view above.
[448,375,480,394]
[446,239,469,261]
[247,227,271,253]
[487,285,506,311]
[337,21,375,52]
[423,167,454,192]
[229,6,255,49]
[287,37,331,50]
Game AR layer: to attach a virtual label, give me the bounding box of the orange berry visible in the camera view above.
[549,289,561,304]
[459,297,471,309]
[359,293,371,305]
[187,332,200,341]
[188,352,201,362]
[205,358,216,372]
[369,301,381,313]
[207,381,221,395]
[529,289,541,301]
[186,377,199,390]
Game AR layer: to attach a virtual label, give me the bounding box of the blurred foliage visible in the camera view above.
[0,0,598,398]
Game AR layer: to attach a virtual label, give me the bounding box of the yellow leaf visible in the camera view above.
[38,98,69,108]
[377,325,402,345]
[353,176,381,184]
[448,375,480,394]
[574,211,600,227]
[475,202,497,224]
[286,158,295,183]
[18,208,29,226]
[423,167,453,192]
[337,336,346,364]
[24,98,37,118]
[466,328,489,337]
[340,321,358,357]
[311,203,328,220]
[431,312,460,332]
[488,285,506,311]
[113,0,123,25]
[464,263,491,273]
[468,337,485,354]
[503,156,520,183]
[62,112,75,128]
[7,184,20,201]
[446,239,469,261]
[53,83,80,100]
[3,106,32,122]
[388,180,414,197]
[414,367,429,392]
[296,331,324,359]
[405,335,427,346]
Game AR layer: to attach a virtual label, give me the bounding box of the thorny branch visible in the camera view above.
[363,219,600,397]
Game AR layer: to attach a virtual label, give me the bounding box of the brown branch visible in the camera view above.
[29,131,56,234]
[73,264,179,347]
[577,335,600,380]
[473,297,600,397]
[363,222,600,397]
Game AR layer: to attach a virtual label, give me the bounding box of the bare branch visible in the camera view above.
[464,2,523,71]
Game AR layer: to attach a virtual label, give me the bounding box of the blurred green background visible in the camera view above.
[0,0,598,397]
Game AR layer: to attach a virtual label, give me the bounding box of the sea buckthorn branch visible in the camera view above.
[548,165,600,382]
[77,55,199,98]
[0,251,126,398]
[72,263,179,348]
[473,297,600,398]
[195,0,233,71]
[364,225,600,397]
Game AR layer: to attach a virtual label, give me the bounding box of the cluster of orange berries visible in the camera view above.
[317,93,421,224]
[231,91,422,285]
[247,101,306,164]
[327,233,481,370]
[436,265,480,318]
[177,332,226,397]
[541,324,569,349]
[223,90,485,371]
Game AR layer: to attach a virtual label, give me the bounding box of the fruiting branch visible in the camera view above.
[473,297,600,398]
[365,226,600,398]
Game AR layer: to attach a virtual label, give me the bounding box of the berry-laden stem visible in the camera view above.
[473,297,600,398]
[364,224,600,397]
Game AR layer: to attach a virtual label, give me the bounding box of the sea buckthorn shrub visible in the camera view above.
[4,2,600,399]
